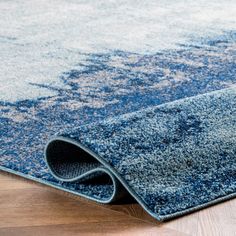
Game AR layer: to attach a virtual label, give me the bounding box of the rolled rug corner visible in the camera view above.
[44,87,236,221]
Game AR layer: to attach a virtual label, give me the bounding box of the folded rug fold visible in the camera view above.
[45,88,236,221]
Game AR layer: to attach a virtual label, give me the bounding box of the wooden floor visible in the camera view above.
[0,171,235,236]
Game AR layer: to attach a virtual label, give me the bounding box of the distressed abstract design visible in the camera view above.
[0,0,236,221]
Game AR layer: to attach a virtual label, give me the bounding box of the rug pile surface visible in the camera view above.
[0,0,236,221]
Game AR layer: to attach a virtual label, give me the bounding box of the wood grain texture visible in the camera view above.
[0,171,235,236]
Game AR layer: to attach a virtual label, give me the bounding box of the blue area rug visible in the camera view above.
[0,1,236,221]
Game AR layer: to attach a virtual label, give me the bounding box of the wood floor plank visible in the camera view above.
[0,171,235,236]
[107,202,159,224]
[0,222,186,236]
[0,188,75,208]
[0,173,40,190]
[197,199,236,236]
[0,171,185,236]
[0,196,132,228]
[164,211,199,236]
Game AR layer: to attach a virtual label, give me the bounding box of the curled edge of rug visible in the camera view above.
[45,87,236,221]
